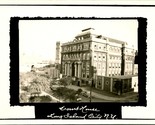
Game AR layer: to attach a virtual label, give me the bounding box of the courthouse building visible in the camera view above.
[61,28,137,86]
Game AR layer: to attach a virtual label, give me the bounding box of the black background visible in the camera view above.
[10,17,147,119]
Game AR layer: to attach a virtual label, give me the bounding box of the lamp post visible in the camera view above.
[89,79,92,102]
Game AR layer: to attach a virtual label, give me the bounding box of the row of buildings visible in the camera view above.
[55,28,138,93]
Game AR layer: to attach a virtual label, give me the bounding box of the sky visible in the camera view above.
[19,19,138,64]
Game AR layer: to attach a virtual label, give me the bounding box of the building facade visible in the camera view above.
[55,41,62,64]
[61,28,137,85]
[96,75,138,94]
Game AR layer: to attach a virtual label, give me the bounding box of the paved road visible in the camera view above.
[40,91,63,102]
[67,85,137,101]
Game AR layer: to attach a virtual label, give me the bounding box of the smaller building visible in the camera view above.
[95,75,138,95]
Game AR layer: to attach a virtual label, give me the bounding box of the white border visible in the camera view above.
[0,5,154,124]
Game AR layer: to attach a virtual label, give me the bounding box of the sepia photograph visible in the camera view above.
[19,19,139,104]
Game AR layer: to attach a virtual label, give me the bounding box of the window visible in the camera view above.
[83,43,89,50]
[87,53,90,60]
[98,64,100,69]
[82,63,86,68]
[99,81,101,85]
[86,63,89,70]
[103,56,105,59]
[106,81,109,85]
[83,74,85,78]
[87,74,89,78]
[83,54,85,60]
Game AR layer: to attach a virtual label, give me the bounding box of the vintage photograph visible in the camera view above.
[19,19,138,103]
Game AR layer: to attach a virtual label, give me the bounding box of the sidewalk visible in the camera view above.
[40,91,63,102]
[68,85,137,101]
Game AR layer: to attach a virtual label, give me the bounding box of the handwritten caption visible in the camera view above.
[47,105,117,119]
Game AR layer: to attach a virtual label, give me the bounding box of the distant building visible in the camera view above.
[55,41,62,64]
[61,28,137,86]
[48,67,60,79]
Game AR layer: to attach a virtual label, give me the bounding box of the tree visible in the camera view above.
[59,77,73,87]
[19,93,28,102]
[53,87,77,102]
[64,89,77,102]
[76,88,83,95]
[53,87,64,101]
[66,91,77,102]
[29,95,52,103]
[29,82,42,96]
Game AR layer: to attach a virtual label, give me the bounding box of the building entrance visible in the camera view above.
[72,63,75,77]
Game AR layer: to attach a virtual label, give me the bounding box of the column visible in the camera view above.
[75,63,77,77]
[64,64,66,75]
[68,63,70,76]
[78,63,81,78]
[66,63,68,75]
[106,43,109,76]
[110,78,113,92]
[101,76,104,90]
[66,63,68,76]
[70,63,72,76]
[76,63,78,77]
[95,76,97,88]
[65,63,67,75]
[67,63,69,76]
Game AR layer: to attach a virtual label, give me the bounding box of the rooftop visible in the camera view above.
[62,28,128,46]
[111,75,138,79]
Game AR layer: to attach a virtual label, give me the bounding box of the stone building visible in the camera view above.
[61,28,137,85]
[55,41,62,64]
[96,75,138,94]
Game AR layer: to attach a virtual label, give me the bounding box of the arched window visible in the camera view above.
[63,55,66,60]
[87,53,90,60]
[66,55,68,60]
[83,53,85,60]
[80,53,82,59]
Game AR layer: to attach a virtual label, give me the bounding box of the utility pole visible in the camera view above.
[89,79,92,102]
[89,46,92,102]
[89,66,94,102]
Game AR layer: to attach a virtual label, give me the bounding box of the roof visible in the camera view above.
[62,28,127,46]
[111,75,138,79]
